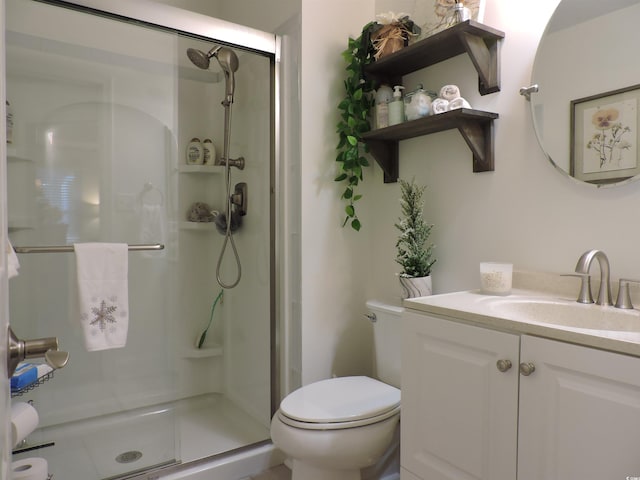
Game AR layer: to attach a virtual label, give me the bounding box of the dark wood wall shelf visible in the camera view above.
[365,20,504,95]
[362,109,498,182]
[362,20,504,183]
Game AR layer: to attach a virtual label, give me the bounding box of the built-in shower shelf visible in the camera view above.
[179,221,217,231]
[183,346,223,358]
[177,165,223,174]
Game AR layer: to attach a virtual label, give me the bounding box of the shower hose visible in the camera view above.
[216,97,242,289]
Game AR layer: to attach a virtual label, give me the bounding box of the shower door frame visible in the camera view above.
[12,0,282,457]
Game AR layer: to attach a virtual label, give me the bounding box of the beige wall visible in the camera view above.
[299,0,375,383]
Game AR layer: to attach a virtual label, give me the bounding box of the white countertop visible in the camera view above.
[404,277,640,358]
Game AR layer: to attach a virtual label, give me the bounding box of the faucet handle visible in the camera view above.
[561,273,593,304]
[614,278,640,309]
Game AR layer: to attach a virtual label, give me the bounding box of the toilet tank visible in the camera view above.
[366,300,403,388]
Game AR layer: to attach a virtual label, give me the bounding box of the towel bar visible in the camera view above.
[13,243,165,254]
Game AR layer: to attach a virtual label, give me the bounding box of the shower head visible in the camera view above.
[186,47,214,70]
[187,45,239,101]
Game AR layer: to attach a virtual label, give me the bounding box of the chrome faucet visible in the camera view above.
[574,249,612,306]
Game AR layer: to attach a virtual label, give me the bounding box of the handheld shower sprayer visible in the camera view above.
[187,45,238,103]
[187,43,243,289]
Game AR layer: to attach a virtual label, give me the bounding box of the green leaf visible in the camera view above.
[343,187,353,199]
[347,136,358,146]
[353,194,362,201]
[345,205,355,217]
[351,218,361,231]
[334,173,347,182]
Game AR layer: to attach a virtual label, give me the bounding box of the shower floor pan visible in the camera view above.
[13,393,270,480]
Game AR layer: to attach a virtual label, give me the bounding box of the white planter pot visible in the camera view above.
[399,275,433,299]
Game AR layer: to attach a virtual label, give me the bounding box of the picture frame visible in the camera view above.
[570,84,640,184]
[414,0,487,39]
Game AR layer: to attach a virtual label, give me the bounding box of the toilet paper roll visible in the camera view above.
[11,402,39,447]
[11,457,48,480]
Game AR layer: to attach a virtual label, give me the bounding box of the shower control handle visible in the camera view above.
[7,326,69,377]
[220,156,245,170]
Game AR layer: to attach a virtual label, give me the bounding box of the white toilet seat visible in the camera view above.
[277,376,401,431]
[277,403,400,430]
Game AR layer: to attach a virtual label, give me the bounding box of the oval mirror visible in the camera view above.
[531,0,640,186]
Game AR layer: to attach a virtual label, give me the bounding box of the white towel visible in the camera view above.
[6,241,20,279]
[439,84,461,101]
[448,97,472,110]
[432,98,450,114]
[75,243,129,351]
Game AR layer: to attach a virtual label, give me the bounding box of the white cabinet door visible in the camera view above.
[518,335,640,480]
[401,312,520,480]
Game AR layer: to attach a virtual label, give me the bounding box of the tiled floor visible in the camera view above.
[250,464,291,480]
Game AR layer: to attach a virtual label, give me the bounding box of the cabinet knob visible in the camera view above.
[496,359,512,372]
[519,362,536,376]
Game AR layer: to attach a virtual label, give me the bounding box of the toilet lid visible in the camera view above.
[279,376,401,424]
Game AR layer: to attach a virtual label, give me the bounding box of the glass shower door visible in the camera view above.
[6,1,274,478]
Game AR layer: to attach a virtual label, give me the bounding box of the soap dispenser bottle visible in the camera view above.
[389,85,405,126]
[375,84,393,129]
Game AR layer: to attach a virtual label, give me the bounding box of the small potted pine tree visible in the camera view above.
[395,178,436,298]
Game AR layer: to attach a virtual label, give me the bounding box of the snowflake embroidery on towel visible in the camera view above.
[90,299,118,332]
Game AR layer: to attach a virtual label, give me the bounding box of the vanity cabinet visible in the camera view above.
[402,310,640,480]
[517,335,640,480]
[402,311,519,480]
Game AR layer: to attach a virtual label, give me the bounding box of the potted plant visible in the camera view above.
[335,21,377,231]
[335,15,420,231]
[395,178,435,298]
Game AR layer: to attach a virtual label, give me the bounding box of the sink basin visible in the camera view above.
[488,297,640,332]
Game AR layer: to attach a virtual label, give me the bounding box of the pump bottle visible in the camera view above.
[389,86,405,126]
[375,84,393,129]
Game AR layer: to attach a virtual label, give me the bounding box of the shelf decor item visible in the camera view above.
[335,21,378,231]
[335,15,420,231]
[371,12,421,59]
[417,0,486,38]
[395,178,435,298]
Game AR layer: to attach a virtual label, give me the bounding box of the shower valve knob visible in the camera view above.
[220,156,245,170]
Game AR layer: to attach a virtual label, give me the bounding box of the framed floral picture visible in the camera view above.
[414,0,487,39]
[570,84,640,184]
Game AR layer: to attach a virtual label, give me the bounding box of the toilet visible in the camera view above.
[270,301,402,480]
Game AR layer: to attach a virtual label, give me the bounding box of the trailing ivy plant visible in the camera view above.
[335,22,378,231]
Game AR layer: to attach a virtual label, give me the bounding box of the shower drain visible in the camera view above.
[115,451,143,464]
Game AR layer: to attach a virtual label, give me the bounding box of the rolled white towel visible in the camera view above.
[439,85,461,101]
[431,98,450,114]
[448,97,472,110]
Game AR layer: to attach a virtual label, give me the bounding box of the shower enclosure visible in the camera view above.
[6,0,278,478]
